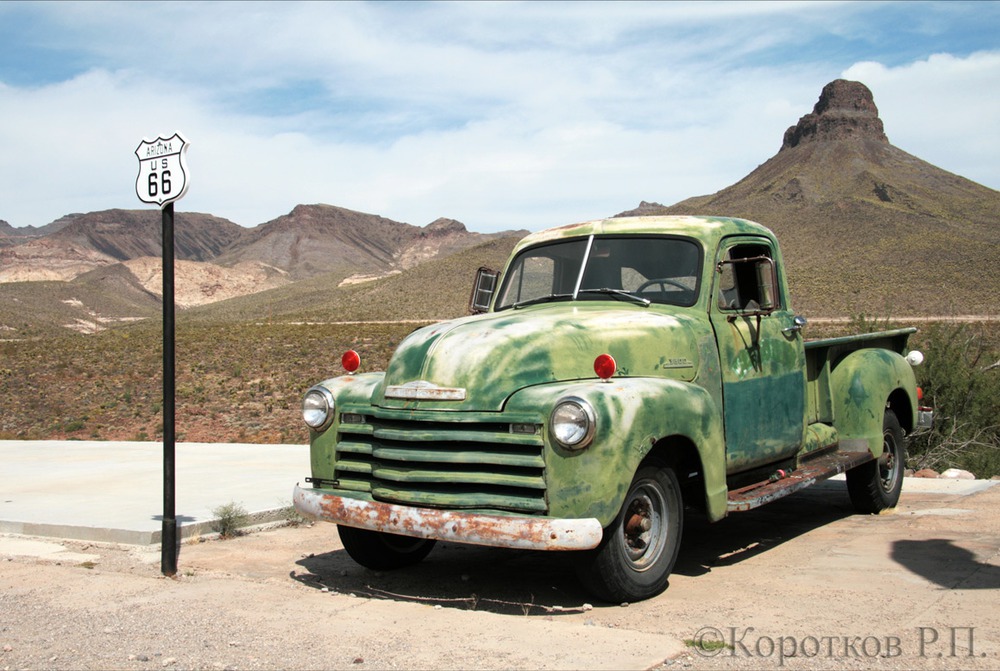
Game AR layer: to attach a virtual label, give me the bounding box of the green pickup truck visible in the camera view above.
[293,215,932,602]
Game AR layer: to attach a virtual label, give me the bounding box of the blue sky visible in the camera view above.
[0,1,997,232]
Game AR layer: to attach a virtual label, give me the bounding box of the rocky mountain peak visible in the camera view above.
[424,218,468,235]
[782,79,888,150]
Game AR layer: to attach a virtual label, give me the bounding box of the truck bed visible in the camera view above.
[803,327,915,426]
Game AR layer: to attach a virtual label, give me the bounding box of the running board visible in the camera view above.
[726,450,873,512]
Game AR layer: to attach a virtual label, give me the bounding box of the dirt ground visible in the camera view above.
[2,479,998,671]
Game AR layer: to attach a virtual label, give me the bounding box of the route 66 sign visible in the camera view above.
[135,132,190,207]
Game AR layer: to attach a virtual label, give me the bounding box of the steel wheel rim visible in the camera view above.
[879,428,900,493]
[621,480,668,571]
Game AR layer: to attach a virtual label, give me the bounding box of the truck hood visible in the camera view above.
[376,304,703,412]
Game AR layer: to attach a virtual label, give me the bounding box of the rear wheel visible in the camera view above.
[847,409,905,513]
[337,526,437,570]
[576,460,683,602]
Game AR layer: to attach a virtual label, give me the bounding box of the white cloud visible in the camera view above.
[843,51,1000,188]
[0,3,996,232]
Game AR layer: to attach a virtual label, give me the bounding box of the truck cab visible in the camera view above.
[294,215,929,602]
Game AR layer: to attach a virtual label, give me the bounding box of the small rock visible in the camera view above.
[353,658,364,665]
[913,468,939,478]
[2,645,12,652]
[320,587,329,593]
[162,657,177,667]
[582,603,593,611]
[941,468,976,480]
[137,654,150,662]
[228,641,240,648]
[433,604,443,610]
[620,602,630,607]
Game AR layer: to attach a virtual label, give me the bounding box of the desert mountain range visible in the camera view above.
[1,79,997,335]
[0,205,526,307]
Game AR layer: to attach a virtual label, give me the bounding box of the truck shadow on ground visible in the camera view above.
[891,538,1000,590]
[674,479,855,577]
[291,481,857,615]
[293,541,591,616]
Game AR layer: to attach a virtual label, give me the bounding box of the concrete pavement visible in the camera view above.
[0,439,994,548]
[0,440,309,544]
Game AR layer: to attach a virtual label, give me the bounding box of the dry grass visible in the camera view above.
[0,320,422,444]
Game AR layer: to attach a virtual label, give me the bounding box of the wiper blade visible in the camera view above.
[577,288,651,307]
[512,293,573,309]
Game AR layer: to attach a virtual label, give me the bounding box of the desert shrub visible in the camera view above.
[910,323,1000,477]
[211,501,249,539]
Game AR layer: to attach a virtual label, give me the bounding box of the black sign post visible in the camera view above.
[135,133,190,577]
[161,201,177,575]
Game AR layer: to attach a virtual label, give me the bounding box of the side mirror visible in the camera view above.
[755,258,779,312]
[469,267,499,314]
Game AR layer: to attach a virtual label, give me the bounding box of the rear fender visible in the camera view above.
[829,349,917,456]
[507,378,726,527]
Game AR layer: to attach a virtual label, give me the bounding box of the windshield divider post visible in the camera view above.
[571,235,595,300]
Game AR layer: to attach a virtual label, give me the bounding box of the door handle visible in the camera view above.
[782,315,808,334]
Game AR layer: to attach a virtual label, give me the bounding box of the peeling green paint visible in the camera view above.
[303,215,922,543]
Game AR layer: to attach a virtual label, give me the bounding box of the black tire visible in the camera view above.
[576,460,683,602]
[337,526,436,570]
[847,409,905,513]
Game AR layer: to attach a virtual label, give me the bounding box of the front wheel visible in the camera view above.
[337,526,437,570]
[576,460,683,602]
[846,409,905,513]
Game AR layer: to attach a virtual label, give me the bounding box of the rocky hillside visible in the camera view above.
[0,210,243,282]
[0,204,528,308]
[619,79,1000,316]
[214,204,522,283]
[0,215,75,248]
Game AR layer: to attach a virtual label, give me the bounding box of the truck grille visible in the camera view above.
[331,414,547,514]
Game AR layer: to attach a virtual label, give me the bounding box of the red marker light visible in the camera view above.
[917,386,924,402]
[594,353,616,380]
[342,350,361,372]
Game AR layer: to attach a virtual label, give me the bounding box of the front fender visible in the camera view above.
[307,372,385,478]
[830,349,917,456]
[506,378,725,527]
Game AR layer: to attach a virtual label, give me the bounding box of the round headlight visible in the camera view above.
[302,386,335,430]
[550,397,596,450]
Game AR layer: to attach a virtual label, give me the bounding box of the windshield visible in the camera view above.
[495,235,702,310]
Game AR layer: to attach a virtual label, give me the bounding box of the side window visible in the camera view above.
[717,243,780,312]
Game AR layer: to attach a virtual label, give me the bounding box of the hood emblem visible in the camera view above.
[385,380,467,401]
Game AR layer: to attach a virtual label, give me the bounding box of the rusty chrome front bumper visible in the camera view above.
[293,484,603,551]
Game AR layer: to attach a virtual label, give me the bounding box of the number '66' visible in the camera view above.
[148,170,172,198]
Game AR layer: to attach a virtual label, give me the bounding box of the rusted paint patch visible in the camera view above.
[293,485,602,551]
[726,449,872,512]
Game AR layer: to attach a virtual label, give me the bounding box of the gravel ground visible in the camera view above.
[2,479,999,671]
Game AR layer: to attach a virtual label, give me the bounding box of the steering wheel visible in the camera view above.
[637,278,689,293]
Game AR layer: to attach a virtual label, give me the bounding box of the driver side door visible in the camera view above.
[709,236,806,474]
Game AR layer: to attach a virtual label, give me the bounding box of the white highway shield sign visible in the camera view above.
[135,132,190,207]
